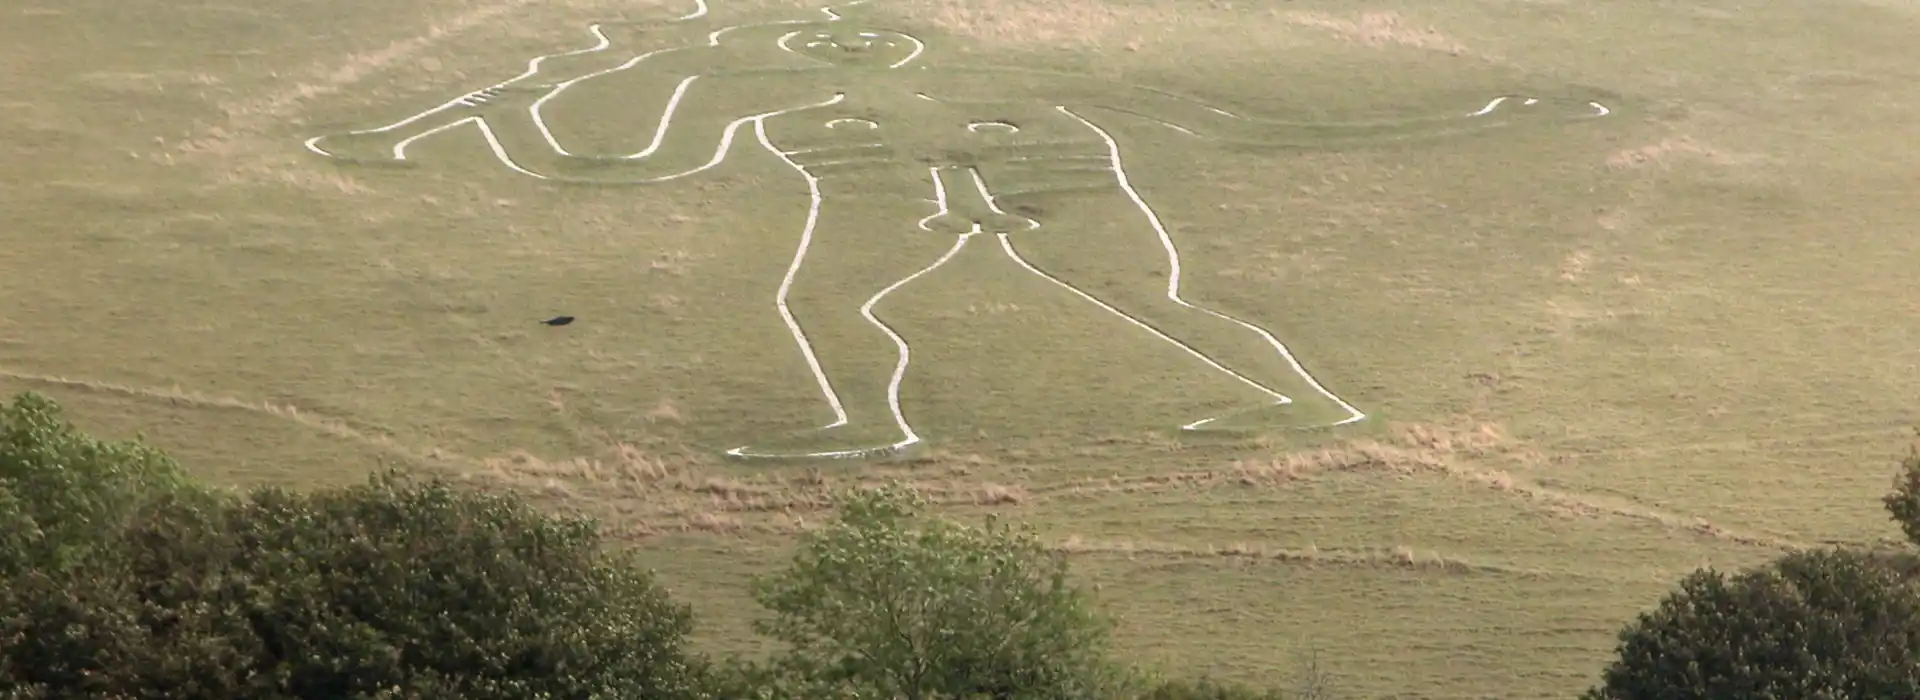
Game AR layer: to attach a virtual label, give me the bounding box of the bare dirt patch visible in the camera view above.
[1605,135,1747,170]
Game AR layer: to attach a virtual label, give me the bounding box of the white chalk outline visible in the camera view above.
[729,118,968,459]
[305,0,893,161]
[778,29,924,69]
[590,91,848,183]
[916,165,950,232]
[1469,95,1612,119]
[304,0,1626,452]
[1054,106,1369,429]
[963,167,1041,230]
[755,117,849,435]
[389,116,551,179]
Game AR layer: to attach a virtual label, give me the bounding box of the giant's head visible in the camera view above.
[779,27,924,68]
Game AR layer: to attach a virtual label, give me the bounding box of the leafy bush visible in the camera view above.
[750,484,1122,700]
[1884,442,1920,547]
[1583,547,1920,700]
[1131,651,1336,700]
[1135,678,1294,700]
[0,391,212,576]
[2,393,1340,699]
[1,392,710,700]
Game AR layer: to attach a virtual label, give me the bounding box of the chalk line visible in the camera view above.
[305,12,635,152]
[1469,96,1510,117]
[962,167,1039,230]
[627,76,701,159]
[779,28,923,69]
[385,115,550,179]
[471,118,549,179]
[781,143,887,156]
[1471,94,1613,119]
[890,33,926,69]
[832,231,974,457]
[997,233,1286,403]
[753,116,849,431]
[1056,106,1368,429]
[916,165,949,231]
[967,121,1019,134]
[309,0,880,162]
[820,0,870,20]
[727,229,973,460]
[552,92,845,183]
[778,30,807,55]
[826,118,879,129]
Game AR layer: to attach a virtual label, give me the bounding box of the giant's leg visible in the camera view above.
[994,120,1367,432]
[727,159,974,459]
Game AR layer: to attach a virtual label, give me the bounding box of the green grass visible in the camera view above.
[7,0,1920,696]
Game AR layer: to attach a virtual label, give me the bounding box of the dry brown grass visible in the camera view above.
[1281,11,1476,58]
[1605,135,1758,170]
[182,0,540,160]
[0,367,443,468]
[461,438,1039,536]
[1019,421,1803,550]
[892,0,1183,50]
[177,0,673,173]
[1053,534,1529,576]
[0,371,1797,553]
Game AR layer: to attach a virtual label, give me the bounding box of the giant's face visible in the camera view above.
[781,28,923,68]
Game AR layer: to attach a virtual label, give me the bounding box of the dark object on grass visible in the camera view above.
[541,316,576,327]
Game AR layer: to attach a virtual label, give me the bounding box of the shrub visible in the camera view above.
[1583,547,1920,700]
[750,483,1121,700]
[1131,651,1336,700]
[1883,442,1920,547]
[1,397,711,700]
[0,391,213,576]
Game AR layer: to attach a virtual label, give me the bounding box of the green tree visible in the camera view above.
[0,391,212,575]
[206,472,711,700]
[1,391,712,700]
[1882,442,1920,546]
[750,484,1120,700]
[1583,547,1920,700]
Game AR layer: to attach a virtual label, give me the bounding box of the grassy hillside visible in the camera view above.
[5,0,1919,696]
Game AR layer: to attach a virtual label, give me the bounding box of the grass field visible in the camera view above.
[7,0,1920,696]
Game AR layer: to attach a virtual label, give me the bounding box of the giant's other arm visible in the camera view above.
[935,68,1613,148]
[1092,84,1611,148]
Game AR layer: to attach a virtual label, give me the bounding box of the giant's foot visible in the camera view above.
[1180,398,1366,434]
[725,423,921,461]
